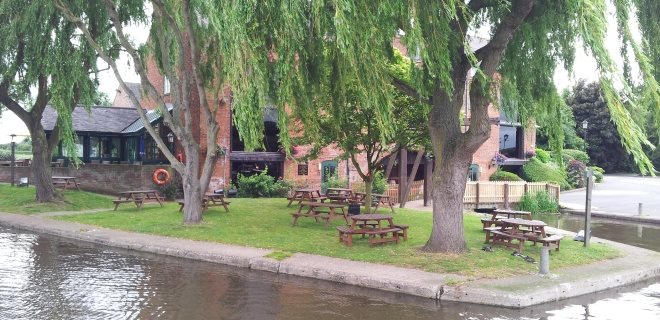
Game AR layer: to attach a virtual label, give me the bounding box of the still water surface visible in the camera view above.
[1,223,659,320]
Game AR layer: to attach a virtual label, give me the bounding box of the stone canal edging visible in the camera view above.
[2,212,660,308]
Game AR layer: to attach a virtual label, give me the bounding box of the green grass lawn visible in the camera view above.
[0,183,113,214]
[46,197,621,278]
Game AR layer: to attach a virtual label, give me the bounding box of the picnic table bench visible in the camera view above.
[287,189,328,207]
[291,201,348,226]
[178,193,231,212]
[113,190,163,211]
[484,218,562,252]
[352,192,395,213]
[52,176,80,190]
[336,214,403,246]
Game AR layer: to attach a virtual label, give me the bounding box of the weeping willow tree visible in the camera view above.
[56,0,226,224]
[0,0,102,202]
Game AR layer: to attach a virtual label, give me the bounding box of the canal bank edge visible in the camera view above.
[1,212,659,308]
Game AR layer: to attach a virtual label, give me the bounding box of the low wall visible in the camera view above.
[0,164,171,195]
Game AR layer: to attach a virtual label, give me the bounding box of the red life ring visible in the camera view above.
[153,169,170,185]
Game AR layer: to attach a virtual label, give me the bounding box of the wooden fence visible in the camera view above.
[386,181,560,207]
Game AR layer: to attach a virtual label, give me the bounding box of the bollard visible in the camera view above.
[539,247,550,275]
[638,203,643,216]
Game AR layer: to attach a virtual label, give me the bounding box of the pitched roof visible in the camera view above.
[42,105,140,133]
[121,104,173,133]
[112,82,142,108]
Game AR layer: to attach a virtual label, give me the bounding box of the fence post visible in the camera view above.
[503,183,509,209]
[524,183,528,194]
[475,182,480,208]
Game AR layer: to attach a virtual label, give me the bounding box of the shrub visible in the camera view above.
[525,149,536,159]
[236,170,292,198]
[0,149,11,161]
[156,175,179,201]
[590,166,605,183]
[517,191,559,213]
[563,149,589,164]
[535,148,551,163]
[566,159,587,188]
[522,158,571,190]
[489,170,523,181]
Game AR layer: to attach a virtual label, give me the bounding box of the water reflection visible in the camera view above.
[1,225,659,320]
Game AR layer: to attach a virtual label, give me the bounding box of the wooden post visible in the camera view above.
[384,149,399,180]
[400,150,424,207]
[524,183,528,194]
[475,182,480,208]
[423,156,432,206]
[584,169,593,247]
[503,183,510,209]
[398,148,407,208]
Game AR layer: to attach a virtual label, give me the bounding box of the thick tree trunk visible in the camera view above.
[181,143,205,224]
[364,177,374,213]
[422,151,472,253]
[30,124,60,202]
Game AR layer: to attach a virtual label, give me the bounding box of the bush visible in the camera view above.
[535,148,551,163]
[517,191,559,213]
[0,149,11,161]
[489,170,523,181]
[590,166,605,183]
[566,159,587,188]
[522,158,571,190]
[351,170,388,194]
[156,174,179,201]
[321,172,347,194]
[236,170,292,198]
[563,149,589,164]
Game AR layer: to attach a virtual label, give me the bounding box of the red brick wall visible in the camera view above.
[0,165,173,196]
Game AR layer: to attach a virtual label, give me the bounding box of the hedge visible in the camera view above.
[522,157,571,190]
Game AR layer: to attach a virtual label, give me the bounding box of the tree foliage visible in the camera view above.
[567,81,635,172]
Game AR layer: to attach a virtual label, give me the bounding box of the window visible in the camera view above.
[297,162,309,175]
[468,164,480,181]
[143,133,160,161]
[126,138,137,162]
[163,77,171,95]
[62,135,83,157]
[89,137,100,157]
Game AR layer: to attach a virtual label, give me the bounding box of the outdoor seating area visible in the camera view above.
[287,188,395,214]
[112,190,164,211]
[0,159,31,167]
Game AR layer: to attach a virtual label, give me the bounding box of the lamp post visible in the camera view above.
[10,134,16,187]
[582,120,588,152]
[166,132,175,152]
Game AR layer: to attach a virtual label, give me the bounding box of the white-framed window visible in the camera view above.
[163,77,171,95]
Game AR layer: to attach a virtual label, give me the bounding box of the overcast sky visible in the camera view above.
[0,9,638,144]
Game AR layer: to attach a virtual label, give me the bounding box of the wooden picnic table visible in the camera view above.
[0,160,10,167]
[287,188,328,207]
[326,188,353,203]
[485,218,562,252]
[177,193,231,212]
[336,214,402,246]
[352,192,395,213]
[113,190,164,211]
[291,201,348,226]
[52,176,80,190]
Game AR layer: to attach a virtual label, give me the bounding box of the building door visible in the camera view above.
[321,160,338,182]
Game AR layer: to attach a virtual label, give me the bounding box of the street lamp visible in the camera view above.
[10,134,16,187]
[582,120,588,152]
[166,132,174,152]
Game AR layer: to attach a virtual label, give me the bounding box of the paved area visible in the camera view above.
[560,174,660,217]
[2,211,660,308]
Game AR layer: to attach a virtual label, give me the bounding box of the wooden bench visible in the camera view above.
[488,230,526,252]
[362,227,401,246]
[337,225,360,246]
[291,211,331,226]
[534,234,564,251]
[483,226,502,243]
[112,199,143,211]
[481,217,504,230]
[392,224,409,241]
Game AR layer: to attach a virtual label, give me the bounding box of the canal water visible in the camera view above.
[1,222,659,320]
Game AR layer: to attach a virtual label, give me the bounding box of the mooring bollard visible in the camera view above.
[539,247,550,275]
[639,203,643,216]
